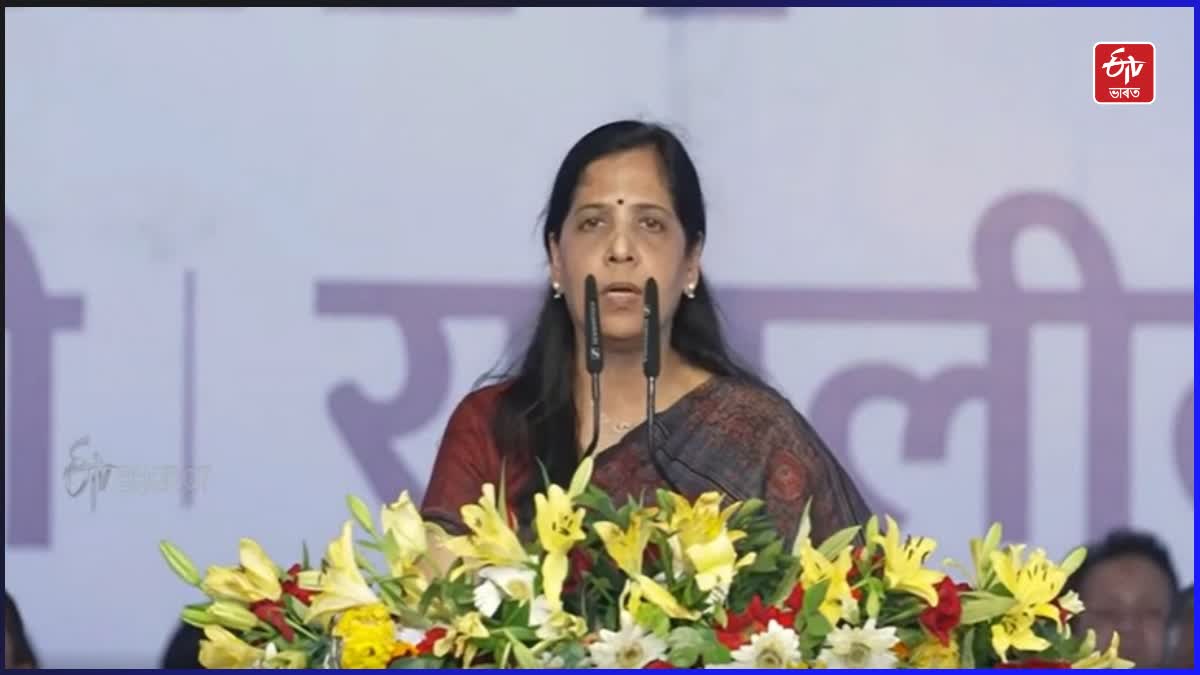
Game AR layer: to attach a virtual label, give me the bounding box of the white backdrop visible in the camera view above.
[4,7,1193,668]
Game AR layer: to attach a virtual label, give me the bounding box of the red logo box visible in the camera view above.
[1094,42,1155,104]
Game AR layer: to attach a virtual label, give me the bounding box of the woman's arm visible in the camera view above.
[419,389,501,534]
[761,406,873,549]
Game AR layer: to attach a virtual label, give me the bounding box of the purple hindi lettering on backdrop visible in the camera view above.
[313,191,1193,541]
[314,285,540,505]
[5,215,85,547]
[721,192,1193,539]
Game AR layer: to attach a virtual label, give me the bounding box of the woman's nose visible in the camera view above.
[606,230,636,264]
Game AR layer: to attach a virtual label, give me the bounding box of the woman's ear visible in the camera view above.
[548,233,563,288]
[686,235,704,289]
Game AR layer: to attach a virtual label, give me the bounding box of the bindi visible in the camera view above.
[616,198,624,205]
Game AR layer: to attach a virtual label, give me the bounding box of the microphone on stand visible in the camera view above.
[642,277,660,458]
[582,274,603,458]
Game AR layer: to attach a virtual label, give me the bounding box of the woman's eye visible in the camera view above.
[579,217,601,230]
[642,217,665,231]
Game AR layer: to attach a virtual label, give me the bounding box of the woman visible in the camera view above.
[420,120,870,549]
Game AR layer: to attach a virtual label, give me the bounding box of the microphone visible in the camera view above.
[582,274,603,458]
[642,277,660,458]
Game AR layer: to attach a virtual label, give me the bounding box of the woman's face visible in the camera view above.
[549,146,701,347]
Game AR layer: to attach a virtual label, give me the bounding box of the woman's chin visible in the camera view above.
[599,327,645,348]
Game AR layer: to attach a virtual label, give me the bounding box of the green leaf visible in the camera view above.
[635,603,671,639]
[805,612,832,640]
[791,498,814,556]
[802,578,830,617]
[766,559,802,607]
[668,645,700,668]
[817,525,862,560]
[357,538,384,553]
[508,635,540,669]
[301,541,311,570]
[735,497,765,519]
[502,627,538,642]
[699,628,733,665]
[666,627,704,668]
[960,627,977,669]
[656,488,676,512]
[347,494,377,535]
[747,541,782,573]
[865,584,883,619]
[896,625,926,648]
[389,656,445,669]
[959,591,1017,625]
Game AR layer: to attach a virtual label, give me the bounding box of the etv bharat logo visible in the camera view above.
[1094,42,1155,104]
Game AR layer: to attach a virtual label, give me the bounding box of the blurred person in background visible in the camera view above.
[1164,584,1193,669]
[1065,530,1178,668]
[159,621,203,669]
[4,590,39,669]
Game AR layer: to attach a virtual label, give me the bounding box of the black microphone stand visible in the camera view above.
[642,278,660,458]
[583,274,603,458]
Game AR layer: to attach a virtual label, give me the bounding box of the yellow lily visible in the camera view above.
[988,545,1074,661]
[200,538,283,604]
[305,521,380,628]
[1073,631,1135,669]
[622,576,701,621]
[533,457,592,611]
[668,492,743,553]
[380,491,428,574]
[796,538,855,625]
[594,508,657,577]
[444,484,528,575]
[871,516,945,607]
[198,625,264,669]
[434,611,491,667]
[665,492,754,598]
[534,609,589,643]
[260,643,308,669]
[687,531,757,595]
[206,600,261,631]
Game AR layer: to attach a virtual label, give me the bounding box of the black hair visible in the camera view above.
[485,120,764,519]
[4,590,39,668]
[1065,529,1180,601]
[160,621,204,669]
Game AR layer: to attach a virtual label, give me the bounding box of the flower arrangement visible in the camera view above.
[159,457,1133,669]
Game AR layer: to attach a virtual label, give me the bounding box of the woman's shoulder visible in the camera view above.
[448,378,515,418]
[703,376,811,428]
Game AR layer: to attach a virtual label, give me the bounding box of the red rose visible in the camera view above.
[280,564,315,606]
[847,547,885,584]
[715,595,796,649]
[784,584,805,614]
[249,599,295,642]
[563,547,594,595]
[644,659,676,668]
[416,627,448,656]
[919,577,967,646]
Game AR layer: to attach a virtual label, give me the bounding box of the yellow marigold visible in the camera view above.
[909,640,961,668]
[332,603,396,669]
[391,641,418,659]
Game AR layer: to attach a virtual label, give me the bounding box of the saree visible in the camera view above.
[420,375,872,549]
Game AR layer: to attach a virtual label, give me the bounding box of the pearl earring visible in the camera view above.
[552,282,563,299]
[685,284,696,299]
